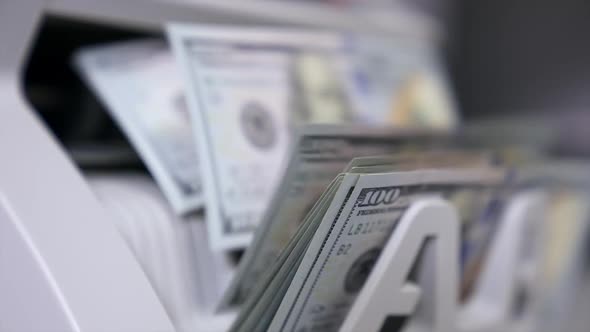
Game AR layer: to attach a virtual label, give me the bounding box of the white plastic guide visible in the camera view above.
[459,190,547,332]
[341,198,459,332]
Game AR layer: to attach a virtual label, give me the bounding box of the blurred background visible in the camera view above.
[450,0,590,119]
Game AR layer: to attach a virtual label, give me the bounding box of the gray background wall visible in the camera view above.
[447,0,590,118]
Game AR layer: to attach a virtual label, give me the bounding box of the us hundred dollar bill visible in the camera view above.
[229,166,504,332]
[167,24,354,250]
[74,40,202,214]
[220,125,447,309]
[270,168,504,332]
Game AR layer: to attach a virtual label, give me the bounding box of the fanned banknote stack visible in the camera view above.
[226,143,507,332]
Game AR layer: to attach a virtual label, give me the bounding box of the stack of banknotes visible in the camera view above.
[223,145,590,332]
[227,152,506,332]
[72,23,590,332]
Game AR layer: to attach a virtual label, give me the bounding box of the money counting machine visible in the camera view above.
[3,1,585,332]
